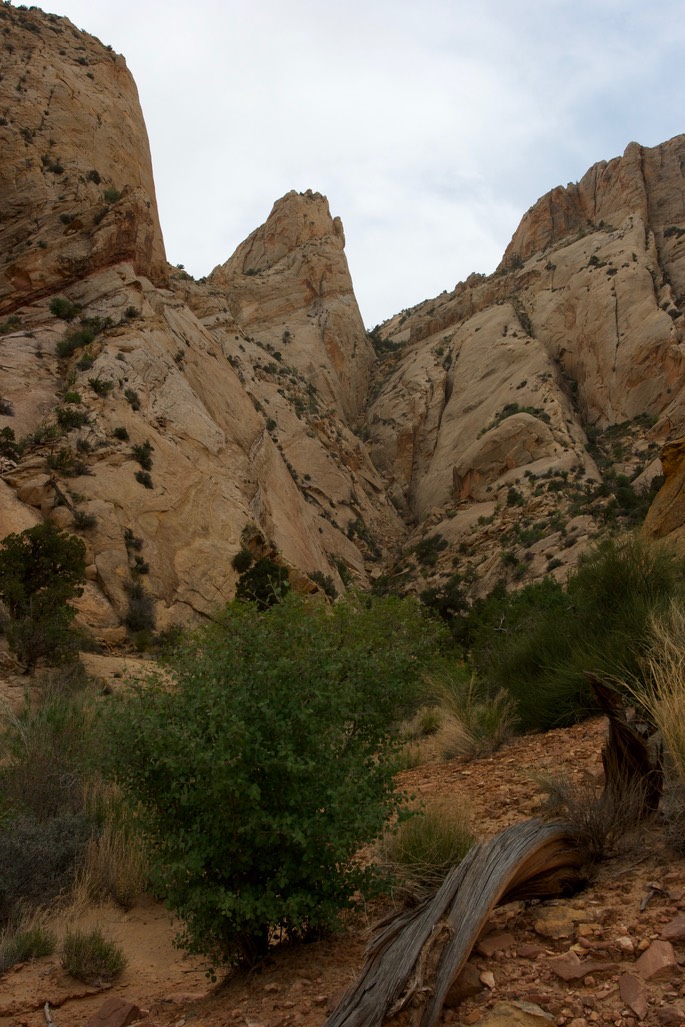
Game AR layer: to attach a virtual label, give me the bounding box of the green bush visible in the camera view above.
[62,927,127,984]
[134,470,153,489]
[55,327,96,359]
[235,556,289,609]
[0,522,86,672]
[131,440,153,470]
[231,547,253,573]
[124,388,140,411]
[56,406,89,430]
[472,537,685,730]
[103,593,444,966]
[49,296,79,320]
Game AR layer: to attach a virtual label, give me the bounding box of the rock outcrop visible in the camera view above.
[2,3,685,638]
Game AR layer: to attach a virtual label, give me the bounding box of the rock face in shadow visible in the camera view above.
[1,4,685,638]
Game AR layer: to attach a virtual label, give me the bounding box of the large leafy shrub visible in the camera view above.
[103,593,444,966]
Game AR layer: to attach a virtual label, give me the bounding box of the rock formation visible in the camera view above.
[1,3,685,641]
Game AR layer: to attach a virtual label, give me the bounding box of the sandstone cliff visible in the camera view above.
[1,3,684,643]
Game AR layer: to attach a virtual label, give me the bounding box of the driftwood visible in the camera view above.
[324,818,582,1027]
[588,674,663,814]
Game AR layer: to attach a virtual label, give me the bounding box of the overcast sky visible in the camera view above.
[40,1,685,326]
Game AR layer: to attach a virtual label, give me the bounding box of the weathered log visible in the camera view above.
[324,818,581,1027]
[587,674,663,814]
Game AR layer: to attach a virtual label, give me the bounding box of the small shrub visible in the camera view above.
[73,509,96,531]
[124,388,140,411]
[76,353,95,372]
[431,672,517,759]
[124,580,155,633]
[309,569,337,599]
[56,327,95,359]
[0,814,92,922]
[49,296,79,320]
[88,377,113,397]
[56,406,89,431]
[86,169,101,184]
[0,427,18,461]
[0,919,56,974]
[236,557,290,609]
[62,390,81,405]
[123,528,143,551]
[61,927,127,984]
[131,440,153,470]
[0,397,14,416]
[134,470,153,489]
[113,426,129,441]
[381,802,475,893]
[102,188,121,203]
[231,547,253,573]
[535,771,648,866]
[124,306,138,319]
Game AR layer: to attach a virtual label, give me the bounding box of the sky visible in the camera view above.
[36,1,685,327]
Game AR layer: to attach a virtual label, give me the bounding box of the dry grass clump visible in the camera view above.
[69,781,148,913]
[0,912,56,975]
[380,801,475,895]
[631,601,685,787]
[61,926,127,984]
[429,672,517,760]
[534,770,648,866]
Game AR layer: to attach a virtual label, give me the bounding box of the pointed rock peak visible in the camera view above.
[213,189,346,278]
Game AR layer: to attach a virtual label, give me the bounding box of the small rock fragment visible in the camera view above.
[84,997,144,1027]
[619,972,648,1020]
[634,940,678,981]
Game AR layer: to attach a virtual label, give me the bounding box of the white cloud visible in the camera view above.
[38,0,685,324]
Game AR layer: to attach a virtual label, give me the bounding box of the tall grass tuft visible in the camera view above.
[0,914,56,975]
[429,671,517,759]
[381,802,475,894]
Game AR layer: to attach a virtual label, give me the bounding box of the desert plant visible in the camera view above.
[627,601,685,788]
[0,522,86,672]
[102,592,444,966]
[429,670,516,759]
[381,802,475,893]
[102,187,121,203]
[0,917,56,975]
[56,406,89,431]
[124,388,140,411]
[0,397,14,416]
[472,537,685,730]
[72,509,96,531]
[61,927,127,984]
[88,377,113,398]
[131,440,153,470]
[123,579,155,634]
[49,296,79,320]
[535,771,648,865]
[0,427,18,461]
[231,547,253,573]
[134,470,153,489]
[55,326,96,359]
[112,426,129,441]
[235,556,290,609]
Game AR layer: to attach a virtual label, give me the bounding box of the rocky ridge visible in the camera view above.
[1,3,685,639]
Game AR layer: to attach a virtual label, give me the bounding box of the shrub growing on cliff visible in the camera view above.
[0,521,86,672]
[103,593,445,967]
